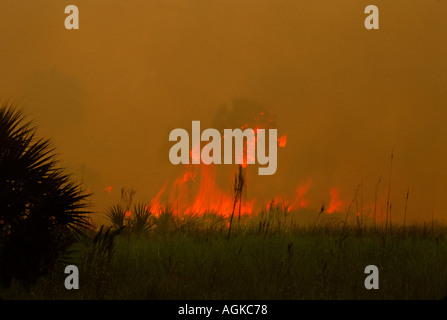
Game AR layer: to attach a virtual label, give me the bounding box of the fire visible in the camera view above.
[288,180,312,212]
[143,108,390,223]
[105,186,113,193]
[327,188,343,213]
[265,180,311,212]
[150,111,279,217]
[149,182,168,216]
[186,165,254,217]
[150,164,254,218]
[278,134,287,148]
[147,109,340,219]
[145,162,395,225]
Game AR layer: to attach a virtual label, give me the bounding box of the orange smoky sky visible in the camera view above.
[0,0,446,224]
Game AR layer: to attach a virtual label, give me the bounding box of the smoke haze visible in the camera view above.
[1,0,446,223]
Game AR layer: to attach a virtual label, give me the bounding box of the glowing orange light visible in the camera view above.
[147,110,295,219]
[278,135,287,147]
[288,180,312,211]
[327,188,343,213]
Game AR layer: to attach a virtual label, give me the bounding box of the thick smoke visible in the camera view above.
[1,1,446,223]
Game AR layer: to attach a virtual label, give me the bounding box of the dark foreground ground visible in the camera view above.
[2,220,447,300]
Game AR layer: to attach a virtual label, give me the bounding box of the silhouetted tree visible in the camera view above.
[0,104,91,289]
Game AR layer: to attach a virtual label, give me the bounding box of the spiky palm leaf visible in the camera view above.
[0,104,91,288]
[154,205,176,234]
[105,204,126,230]
[130,203,154,234]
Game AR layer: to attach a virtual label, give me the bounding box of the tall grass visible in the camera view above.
[3,219,447,300]
[3,193,447,300]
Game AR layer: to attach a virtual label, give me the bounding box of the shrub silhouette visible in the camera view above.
[0,104,91,289]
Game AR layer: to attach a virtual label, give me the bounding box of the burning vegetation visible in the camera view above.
[103,102,394,230]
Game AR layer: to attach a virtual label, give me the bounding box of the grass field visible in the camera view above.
[2,208,447,300]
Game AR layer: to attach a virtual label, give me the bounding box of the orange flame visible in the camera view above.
[186,165,254,217]
[265,180,311,212]
[144,110,390,220]
[288,180,312,212]
[148,111,290,218]
[149,182,168,217]
[327,188,343,213]
[278,134,287,148]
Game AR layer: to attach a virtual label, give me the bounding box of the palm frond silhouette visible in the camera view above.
[0,104,91,288]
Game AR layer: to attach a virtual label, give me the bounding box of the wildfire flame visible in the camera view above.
[141,109,385,224]
[288,180,312,212]
[327,188,343,213]
[147,112,282,218]
[149,182,168,216]
[278,134,287,148]
[185,165,254,217]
